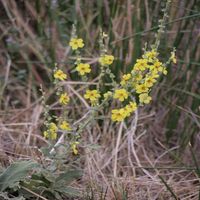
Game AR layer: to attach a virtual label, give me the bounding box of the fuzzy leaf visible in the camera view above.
[0,192,25,200]
[0,161,38,192]
[55,187,80,197]
[55,170,82,185]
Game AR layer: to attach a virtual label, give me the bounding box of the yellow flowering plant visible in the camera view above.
[41,0,176,158]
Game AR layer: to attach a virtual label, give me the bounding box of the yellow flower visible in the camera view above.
[144,50,158,62]
[70,141,80,155]
[145,77,156,88]
[122,102,137,117]
[139,93,152,104]
[59,93,70,105]
[103,91,112,99]
[99,54,114,66]
[102,32,108,37]
[76,63,91,76]
[49,122,58,132]
[43,122,58,140]
[43,131,48,139]
[132,71,142,83]
[122,73,131,81]
[50,131,57,140]
[162,67,168,75]
[111,108,127,122]
[134,59,148,71]
[127,101,137,112]
[69,38,84,50]
[123,106,132,117]
[113,89,129,102]
[84,89,101,103]
[150,60,163,72]
[151,70,159,78]
[120,73,131,86]
[170,51,177,64]
[135,84,149,94]
[54,69,67,81]
[60,121,71,131]
[131,73,143,87]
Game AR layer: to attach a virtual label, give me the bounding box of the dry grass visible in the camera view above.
[0,0,200,199]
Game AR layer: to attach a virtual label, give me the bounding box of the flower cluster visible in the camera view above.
[43,120,72,140]
[111,101,137,122]
[53,68,70,106]
[42,21,176,158]
[120,73,131,86]
[43,67,72,141]
[111,48,176,122]
[77,39,176,122]
[131,49,167,105]
[43,122,58,140]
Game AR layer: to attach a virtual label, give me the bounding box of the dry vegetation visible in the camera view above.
[0,0,200,199]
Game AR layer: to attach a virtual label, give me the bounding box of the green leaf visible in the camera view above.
[0,161,39,192]
[55,170,82,185]
[55,187,80,197]
[0,192,25,200]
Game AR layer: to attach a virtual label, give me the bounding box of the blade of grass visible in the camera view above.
[112,12,200,44]
[159,175,179,200]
